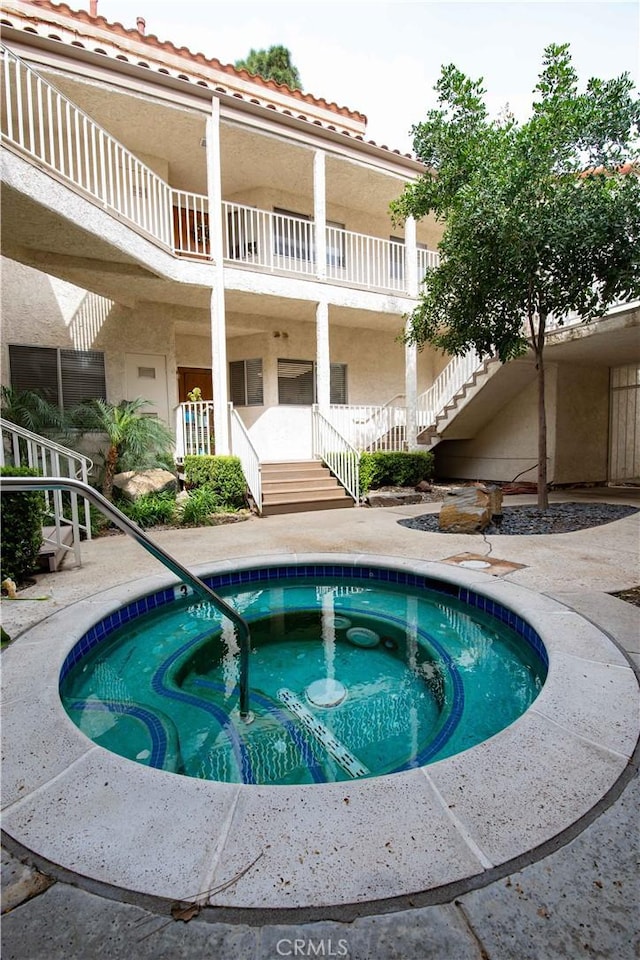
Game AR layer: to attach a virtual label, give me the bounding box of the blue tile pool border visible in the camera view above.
[59,563,548,683]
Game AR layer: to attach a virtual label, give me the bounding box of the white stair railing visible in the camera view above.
[416,350,484,431]
[229,404,262,514]
[311,406,360,502]
[1,44,173,248]
[328,398,407,452]
[0,418,93,566]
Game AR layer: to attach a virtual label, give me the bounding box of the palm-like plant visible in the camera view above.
[71,398,174,500]
[0,386,68,437]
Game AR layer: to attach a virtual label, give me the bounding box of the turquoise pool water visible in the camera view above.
[60,575,546,785]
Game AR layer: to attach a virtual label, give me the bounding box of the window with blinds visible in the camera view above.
[9,344,106,409]
[229,358,263,406]
[277,359,347,405]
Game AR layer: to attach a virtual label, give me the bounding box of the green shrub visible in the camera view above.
[0,466,46,583]
[115,491,177,529]
[178,487,226,526]
[359,451,434,496]
[183,455,247,509]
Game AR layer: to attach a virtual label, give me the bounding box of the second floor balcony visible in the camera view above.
[2,42,440,298]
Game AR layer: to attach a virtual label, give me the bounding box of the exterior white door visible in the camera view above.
[609,365,640,482]
[124,354,169,423]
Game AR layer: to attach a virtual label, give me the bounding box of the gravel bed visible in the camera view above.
[399,501,639,536]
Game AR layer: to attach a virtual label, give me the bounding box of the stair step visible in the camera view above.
[262,497,353,517]
[257,459,354,515]
[263,487,349,505]
[263,477,342,491]
[38,525,73,572]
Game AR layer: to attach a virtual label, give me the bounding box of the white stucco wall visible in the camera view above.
[1,258,177,419]
[553,365,609,484]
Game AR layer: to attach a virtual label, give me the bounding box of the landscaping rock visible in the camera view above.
[367,492,425,507]
[113,469,178,501]
[439,497,491,533]
[438,484,503,532]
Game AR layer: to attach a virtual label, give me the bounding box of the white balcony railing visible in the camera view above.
[417,247,441,284]
[1,43,440,291]
[223,202,316,275]
[229,403,262,513]
[326,228,407,292]
[171,190,211,259]
[175,402,215,459]
[311,405,360,502]
[0,418,93,567]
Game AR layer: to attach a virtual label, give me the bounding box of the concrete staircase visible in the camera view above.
[417,356,537,448]
[261,461,354,516]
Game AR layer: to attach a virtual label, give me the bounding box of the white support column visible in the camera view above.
[405,216,418,298]
[405,320,418,450]
[314,150,327,280]
[206,100,229,454]
[316,300,330,411]
[405,216,418,448]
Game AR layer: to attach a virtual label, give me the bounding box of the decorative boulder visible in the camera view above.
[113,469,178,501]
[438,484,502,533]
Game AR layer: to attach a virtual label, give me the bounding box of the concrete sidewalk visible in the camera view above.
[2,490,639,959]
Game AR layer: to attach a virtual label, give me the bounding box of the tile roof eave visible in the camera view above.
[19,0,367,123]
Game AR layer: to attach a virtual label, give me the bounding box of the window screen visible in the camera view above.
[277,359,347,405]
[9,344,106,409]
[278,359,314,405]
[229,358,263,406]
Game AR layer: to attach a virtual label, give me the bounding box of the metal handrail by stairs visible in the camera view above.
[0,417,93,567]
[0,476,253,721]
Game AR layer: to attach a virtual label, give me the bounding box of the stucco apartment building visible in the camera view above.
[1,0,638,511]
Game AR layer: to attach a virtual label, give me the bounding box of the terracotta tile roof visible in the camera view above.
[15,1,364,119]
[1,0,418,159]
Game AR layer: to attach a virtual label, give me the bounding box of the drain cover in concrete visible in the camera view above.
[441,553,527,576]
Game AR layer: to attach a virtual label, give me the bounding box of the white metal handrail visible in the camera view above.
[416,350,483,430]
[417,247,440,284]
[1,44,174,248]
[0,475,253,720]
[311,405,360,502]
[326,227,406,292]
[223,201,315,275]
[327,402,408,453]
[171,189,211,258]
[229,404,262,514]
[0,417,93,566]
[175,401,215,459]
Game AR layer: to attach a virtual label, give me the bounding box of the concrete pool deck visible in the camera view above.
[1,488,639,958]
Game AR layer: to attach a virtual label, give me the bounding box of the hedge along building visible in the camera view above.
[1,0,639,513]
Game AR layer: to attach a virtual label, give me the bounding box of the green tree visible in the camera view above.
[391,44,640,510]
[234,45,302,90]
[71,398,174,501]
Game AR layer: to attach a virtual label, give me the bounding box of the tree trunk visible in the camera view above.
[103,444,119,501]
[535,340,549,512]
